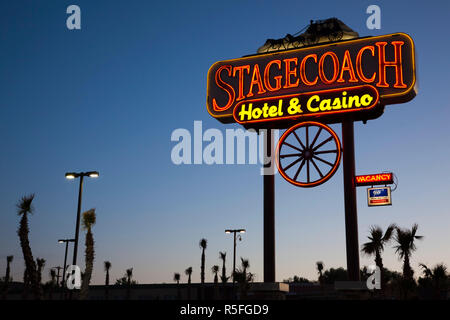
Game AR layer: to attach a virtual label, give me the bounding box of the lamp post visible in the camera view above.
[225,229,246,283]
[65,171,99,268]
[58,239,75,292]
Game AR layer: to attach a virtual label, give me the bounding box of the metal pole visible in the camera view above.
[341,121,360,281]
[233,232,236,282]
[72,175,84,267]
[61,241,69,293]
[263,129,275,283]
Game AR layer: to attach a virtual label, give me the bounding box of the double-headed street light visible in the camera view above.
[225,229,246,283]
[58,238,75,291]
[65,171,99,268]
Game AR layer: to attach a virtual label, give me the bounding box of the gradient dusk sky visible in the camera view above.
[1,0,450,285]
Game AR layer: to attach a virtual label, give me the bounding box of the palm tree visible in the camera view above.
[185,267,192,300]
[234,258,254,299]
[219,252,229,283]
[16,194,40,299]
[393,224,423,280]
[419,263,448,299]
[104,261,111,300]
[212,265,219,283]
[36,258,46,284]
[79,209,96,300]
[362,224,396,288]
[212,265,220,300]
[48,269,56,300]
[316,261,324,284]
[22,268,29,300]
[126,268,133,300]
[241,258,249,279]
[1,255,13,299]
[199,239,207,284]
[174,273,181,299]
[36,258,46,298]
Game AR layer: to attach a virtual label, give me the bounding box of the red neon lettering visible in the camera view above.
[233,65,250,101]
[376,41,407,88]
[212,65,236,112]
[337,50,358,83]
[247,64,267,98]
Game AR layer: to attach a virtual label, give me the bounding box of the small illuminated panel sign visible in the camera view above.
[207,33,416,127]
[367,187,392,207]
[355,172,393,186]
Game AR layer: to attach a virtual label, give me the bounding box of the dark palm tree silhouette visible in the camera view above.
[394,224,423,280]
[1,255,13,300]
[419,263,448,299]
[185,267,192,300]
[36,258,45,298]
[49,269,56,300]
[212,265,219,284]
[126,268,133,300]
[241,258,249,278]
[234,258,254,300]
[16,194,40,299]
[199,238,207,300]
[212,265,219,300]
[174,273,181,299]
[79,209,96,300]
[104,261,111,300]
[219,252,228,284]
[362,224,396,288]
[199,239,207,284]
[22,268,29,300]
[316,261,324,285]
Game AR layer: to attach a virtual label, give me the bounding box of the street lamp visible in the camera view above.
[225,229,246,283]
[58,238,75,292]
[65,171,99,268]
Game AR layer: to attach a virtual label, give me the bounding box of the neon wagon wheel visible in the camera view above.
[276,121,342,188]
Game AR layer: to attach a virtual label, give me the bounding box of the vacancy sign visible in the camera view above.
[367,187,392,207]
[355,173,393,186]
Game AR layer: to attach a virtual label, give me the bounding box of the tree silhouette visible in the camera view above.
[79,209,96,300]
[16,194,40,299]
[104,261,111,300]
[185,267,192,300]
[174,273,181,299]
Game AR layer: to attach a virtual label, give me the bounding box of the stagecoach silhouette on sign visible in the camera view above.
[257,18,359,54]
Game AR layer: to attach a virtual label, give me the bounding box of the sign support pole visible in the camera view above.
[341,121,360,281]
[263,129,275,283]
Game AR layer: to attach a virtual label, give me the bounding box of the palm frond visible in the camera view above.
[316,261,324,272]
[241,258,250,269]
[16,194,35,216]
[199,238,207,249]
[126,268,133,278]
[82,209,96,230]
[211,265,219,274]
[382,224,397,242]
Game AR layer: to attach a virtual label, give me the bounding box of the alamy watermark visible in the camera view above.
[65,265,81,290]
[170,121,279,175]
[366,5,381,30]
[366,265,381,290]
[66,5,81,30]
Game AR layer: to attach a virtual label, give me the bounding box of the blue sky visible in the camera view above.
[1,0,450,285]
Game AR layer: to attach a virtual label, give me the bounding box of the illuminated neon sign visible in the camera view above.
[207,33,416,127]
[355,173,393,186]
